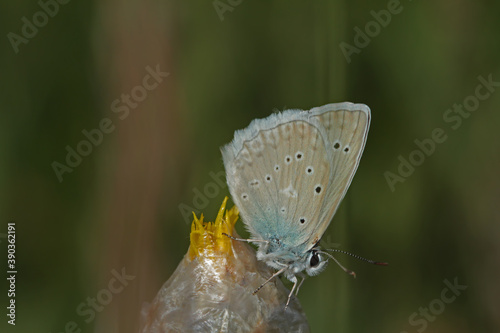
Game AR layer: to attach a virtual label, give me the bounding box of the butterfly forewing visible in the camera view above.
[305,104,370,249]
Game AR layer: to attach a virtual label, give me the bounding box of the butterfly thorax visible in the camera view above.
[256,238,325,279]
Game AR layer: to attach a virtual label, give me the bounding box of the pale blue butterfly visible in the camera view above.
[221,102,384,308]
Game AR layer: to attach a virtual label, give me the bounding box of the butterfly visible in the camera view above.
[221,102,384,308]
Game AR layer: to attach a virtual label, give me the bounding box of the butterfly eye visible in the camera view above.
[310,252,320,267]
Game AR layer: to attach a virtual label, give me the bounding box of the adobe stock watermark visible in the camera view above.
[340,0,404,64]
[6,221,16,326]
[53,267,135,333]
[51,64,170,183]
[319,235,341,250]
[178,170,227,224]
[7,0,72,54]
[399,277,467,333]
[384,73,499,192]
[213,0,243,21]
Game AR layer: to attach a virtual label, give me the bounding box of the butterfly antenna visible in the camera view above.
[318,251,357,278]
[325,248,388,266]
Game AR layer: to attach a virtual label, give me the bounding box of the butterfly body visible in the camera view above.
[221,103,371,297]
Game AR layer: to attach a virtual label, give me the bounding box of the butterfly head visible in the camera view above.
[257,242,328,277]
[304,248,328,276]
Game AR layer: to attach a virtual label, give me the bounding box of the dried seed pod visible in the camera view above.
[141,197,310,333]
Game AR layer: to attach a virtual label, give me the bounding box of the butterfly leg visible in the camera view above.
[222,233,269,244]
[320,251,357,278]
[285,275,298,310]
[253,267,287,295]
[295,273,306,296]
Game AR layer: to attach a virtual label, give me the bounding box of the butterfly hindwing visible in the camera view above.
[222,112,331,250]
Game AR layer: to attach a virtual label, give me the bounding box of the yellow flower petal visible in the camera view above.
[188,197,239,260]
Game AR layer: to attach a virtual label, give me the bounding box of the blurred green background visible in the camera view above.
[1,0,499,332]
